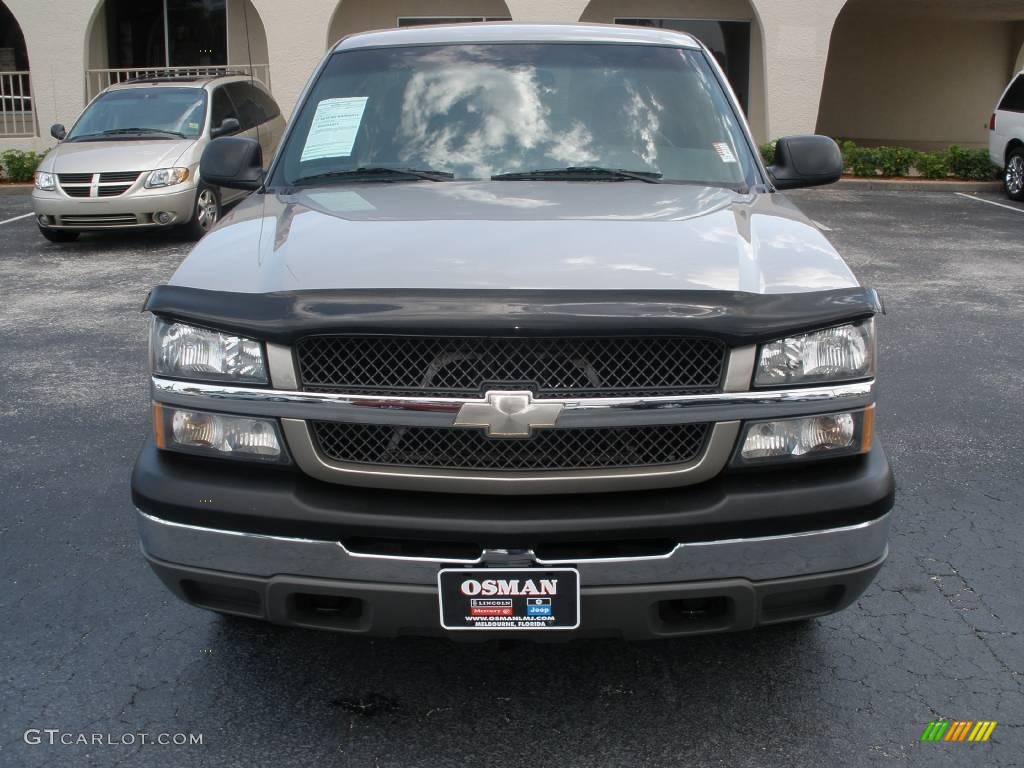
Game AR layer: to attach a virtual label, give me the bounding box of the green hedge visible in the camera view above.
[0,149,46,183]
[760,139,997,182]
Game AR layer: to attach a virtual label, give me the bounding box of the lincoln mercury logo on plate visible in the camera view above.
[453,391,563,438]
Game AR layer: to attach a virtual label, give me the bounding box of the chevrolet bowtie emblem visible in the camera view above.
[453,391,563,438]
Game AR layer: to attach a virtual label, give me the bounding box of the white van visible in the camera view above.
[989,70,1024,201]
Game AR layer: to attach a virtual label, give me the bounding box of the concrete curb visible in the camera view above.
[835,178,1003,193]
[0,184,32,195]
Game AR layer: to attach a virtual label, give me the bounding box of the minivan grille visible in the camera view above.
[296,336,726,398]
[57,171,140,199]
[100,171,141,183]
[310,421,711,472]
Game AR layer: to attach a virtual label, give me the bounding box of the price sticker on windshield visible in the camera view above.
[713,142,738,163]
[300,97,369,162]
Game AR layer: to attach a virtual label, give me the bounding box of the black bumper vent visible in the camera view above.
[296,335,725,398]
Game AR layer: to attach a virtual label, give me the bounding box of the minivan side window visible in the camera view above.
[210,86,238,132]
[998,75,1024,113]
[225,82,271,131]
[250,86,281,122]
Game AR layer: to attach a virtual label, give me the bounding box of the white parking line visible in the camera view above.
[0,212,33,226]
[954,192,1024,214]
[811,219,832,231]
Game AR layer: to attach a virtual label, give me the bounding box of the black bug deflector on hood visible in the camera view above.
[143,287,884,346]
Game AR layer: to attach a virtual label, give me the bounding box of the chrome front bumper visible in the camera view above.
[137,508,891,587]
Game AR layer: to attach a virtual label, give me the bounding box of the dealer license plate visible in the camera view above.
[438,568,580,631]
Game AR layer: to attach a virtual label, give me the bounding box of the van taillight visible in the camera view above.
[990,113,997,131]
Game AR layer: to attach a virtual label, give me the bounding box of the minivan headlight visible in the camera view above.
[151,318,267,383]
[145,167,190,188]
[34,171,56,191]
[755,320,874,387]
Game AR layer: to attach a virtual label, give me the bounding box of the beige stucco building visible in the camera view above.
[2,0,1023,153]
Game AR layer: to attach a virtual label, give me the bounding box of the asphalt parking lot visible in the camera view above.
[1,184,1022,767]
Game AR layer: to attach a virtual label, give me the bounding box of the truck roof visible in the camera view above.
[333,22,701,53]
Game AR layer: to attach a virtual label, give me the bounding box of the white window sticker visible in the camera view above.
[300,97,369,162]
[713,142,738,164]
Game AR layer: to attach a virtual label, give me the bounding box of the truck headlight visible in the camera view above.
[34,171,56,191]
[151,318,267,384]
[733,407,873,465]
[153,404,288,463]
[755,320,874,387]
[145,167,189,188]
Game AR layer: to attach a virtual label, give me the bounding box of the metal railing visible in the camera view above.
[0,71,37,137]
[85,64,272,101]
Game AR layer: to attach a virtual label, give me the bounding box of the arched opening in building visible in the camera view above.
[0,0,35,136]
[85,0,270,101]
[579,0,766,141]
[327,1,512,50]
[817,0,1024,150]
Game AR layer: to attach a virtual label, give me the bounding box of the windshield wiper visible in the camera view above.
[492,166,663,184]
[292,167,454,185]
[70,128,185,141]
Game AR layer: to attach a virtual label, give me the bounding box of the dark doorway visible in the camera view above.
[0,0,30,71]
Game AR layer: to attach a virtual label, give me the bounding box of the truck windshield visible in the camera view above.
[275,43,758,189]
[68,87,207,141]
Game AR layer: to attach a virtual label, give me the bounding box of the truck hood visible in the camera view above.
[44,139,196,174]
[170,181,858,294]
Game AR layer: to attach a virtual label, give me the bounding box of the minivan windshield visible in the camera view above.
[274,43,758,189]
[68,87,208,141]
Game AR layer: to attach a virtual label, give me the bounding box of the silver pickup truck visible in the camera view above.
[132,23,893,639]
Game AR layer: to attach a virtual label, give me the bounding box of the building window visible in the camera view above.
[0,1,30,71]
[397,17,511,27]
[616,19,751,114]
[104,0,226,70]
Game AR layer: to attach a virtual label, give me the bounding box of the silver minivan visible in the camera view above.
[32,74,285,241]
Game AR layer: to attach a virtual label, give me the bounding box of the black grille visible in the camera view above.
[97,185,132,197]
[62,186,92,197]
[100,171,141,183]
[296,336,725,397]
[310,422,711,472]
[58,173,92,184]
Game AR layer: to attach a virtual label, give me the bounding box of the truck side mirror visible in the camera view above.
[50,124,66,141]
[200,136,264,191]
[768,135,843,190]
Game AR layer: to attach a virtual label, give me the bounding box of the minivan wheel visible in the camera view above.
[181,184,221,240]
[39,226,79,243]
[1006,149,1024,201]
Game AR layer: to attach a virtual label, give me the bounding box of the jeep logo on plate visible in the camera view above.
[452,391,563,438]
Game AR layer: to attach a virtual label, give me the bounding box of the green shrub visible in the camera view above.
[0,149,45,183]
[915,152,949,179]
[874,146,918,178]
[944,145,997,181]
[848,146,882,177]
[759,142,776,166]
